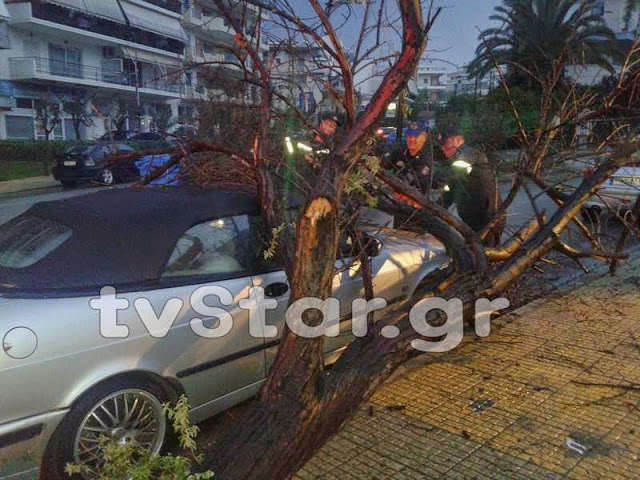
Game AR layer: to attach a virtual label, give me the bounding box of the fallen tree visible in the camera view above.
[42,2,639,479]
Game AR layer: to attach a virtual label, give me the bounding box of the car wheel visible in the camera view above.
[61,180,77,188]
[41,377,169,480]
[96,168,116,185]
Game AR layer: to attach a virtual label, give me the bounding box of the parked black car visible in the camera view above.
[52,144,136,187]
[98,130,136,141]
[130,132,167,141]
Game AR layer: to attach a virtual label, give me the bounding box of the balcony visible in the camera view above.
[9,2,184,55]
[182,7,251,46]
[9,57,183,97]
[142,0,183,14]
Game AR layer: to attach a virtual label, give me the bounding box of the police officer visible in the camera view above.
[437,126,503,246]
[385,122,434,197]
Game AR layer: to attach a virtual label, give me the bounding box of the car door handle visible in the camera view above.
[265,282,289,298]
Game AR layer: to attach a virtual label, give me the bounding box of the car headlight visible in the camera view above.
[84,158,96,166]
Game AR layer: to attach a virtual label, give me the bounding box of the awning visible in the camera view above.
[121,47,182,68]
[119,0,187,42]
[0,1,10,20]
[43,0,126,24]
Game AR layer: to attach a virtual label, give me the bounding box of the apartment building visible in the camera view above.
[181,0,267,114]
[271,42,342,116]
[570,0,638,85]
[0,0,193,140]
[596,0,639,41]
[415,62,447,105]
[447,66,505,98]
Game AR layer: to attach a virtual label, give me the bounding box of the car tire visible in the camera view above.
[41,377,170,480]
[61,180,77,188]
[96,168,116,186]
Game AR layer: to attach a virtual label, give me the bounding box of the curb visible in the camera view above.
[0,176,58,195]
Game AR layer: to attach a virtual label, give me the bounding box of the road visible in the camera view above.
[0,183,127,226]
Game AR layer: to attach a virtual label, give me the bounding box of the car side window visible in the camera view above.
[162,215,251,280]
[246,216,285,274]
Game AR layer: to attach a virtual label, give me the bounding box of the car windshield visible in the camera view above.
[66,146,95,155]
[0,216,72,269]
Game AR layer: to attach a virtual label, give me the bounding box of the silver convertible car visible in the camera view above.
[0,188,446,478]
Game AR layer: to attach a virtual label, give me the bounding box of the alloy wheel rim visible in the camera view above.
[73,389,166,472]
[101,169,114,184]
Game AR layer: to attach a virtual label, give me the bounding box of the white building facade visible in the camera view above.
[415,62,447,105]
[0,0,192,140]
[181,0,267,112]
[0,0,271,140]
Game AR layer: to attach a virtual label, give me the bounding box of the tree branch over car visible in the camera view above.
[37,1,639,479]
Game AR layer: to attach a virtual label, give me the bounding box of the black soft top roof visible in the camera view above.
[0,188,260,295]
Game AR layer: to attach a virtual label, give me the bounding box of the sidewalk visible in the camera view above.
[0,176,57,195]
[296,261,640,480]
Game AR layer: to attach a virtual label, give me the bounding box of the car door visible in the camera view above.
[149,215,265,413]
[116,143,137,180]
[247,219,404,369]
[325,233,405,353]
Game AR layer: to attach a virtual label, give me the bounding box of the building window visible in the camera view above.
[5,116,35,139]
[0,22,10,50]
[48,44,83,78]
[64,119,85,140]
[179,106,194,120]
[15,98,35,109]
[36,122,63,141]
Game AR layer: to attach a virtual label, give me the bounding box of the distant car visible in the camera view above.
[387,127,409,147]
[98,131,136,141]
[376,127,396,141]
[169,125,198,139]
[0,188,448,479]
[52,143,136,187]
[130,132,167,142]
[584,165,640,218]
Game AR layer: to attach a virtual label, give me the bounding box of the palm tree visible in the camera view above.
[469,0,617,85]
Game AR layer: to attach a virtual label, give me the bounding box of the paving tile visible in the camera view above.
[298,263,640,480]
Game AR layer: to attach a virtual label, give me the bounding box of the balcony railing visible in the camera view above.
[10,57,183,94]
[31,2,184,55]
[143,0,183,14]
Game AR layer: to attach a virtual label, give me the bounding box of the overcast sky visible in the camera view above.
[427,0,502,69]
[284,0,504,71]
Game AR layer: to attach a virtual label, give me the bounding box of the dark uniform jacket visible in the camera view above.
[441,145,503,241]
[385,145,435,197]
